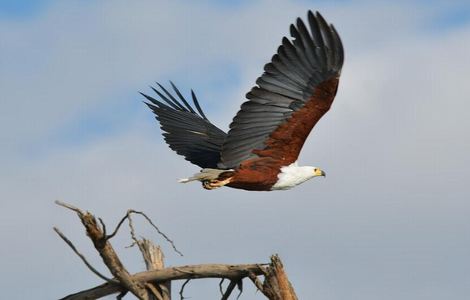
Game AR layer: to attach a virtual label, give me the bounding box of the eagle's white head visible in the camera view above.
[271,162,325,190]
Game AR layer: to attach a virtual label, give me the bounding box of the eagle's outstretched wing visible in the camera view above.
[143,82,227,169]
[219,11,344,169]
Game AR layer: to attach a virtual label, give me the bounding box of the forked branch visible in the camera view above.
[54,201,298,299]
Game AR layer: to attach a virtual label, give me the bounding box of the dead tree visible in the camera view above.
[54,201,298,300]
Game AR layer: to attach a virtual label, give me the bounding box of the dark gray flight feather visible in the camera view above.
[144,83,227,169]
[219,11,344,169]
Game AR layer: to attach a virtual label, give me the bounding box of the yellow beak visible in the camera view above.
[314,168,326,177]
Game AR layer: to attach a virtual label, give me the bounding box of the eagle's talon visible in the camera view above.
[202,180,213,190]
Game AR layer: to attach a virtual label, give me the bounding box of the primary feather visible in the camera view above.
[219,11,343,169]
[143,83,227,169]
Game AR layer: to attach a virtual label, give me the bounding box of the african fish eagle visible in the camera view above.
[143,11,344,191]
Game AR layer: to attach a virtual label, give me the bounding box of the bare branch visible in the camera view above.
[129,210,183,256]
[261,255,298,300]
[127,210,139,248]
[53,227,111,282]
[145,283,164,300]
[60,263,268,299]
[248,272,264,293]
[55,200,84,215]
[105,209,183,257]
[173,267,194,275]
[221,280,237,300]
[116,291,127,299]
[55,203,301,300]
[135,237,170,300]
[179,279,190,300]
[219,278,225,296]
[99,217,107,236]
[106,212,130,240]
[236,279,243,300]
[56,203,150,300]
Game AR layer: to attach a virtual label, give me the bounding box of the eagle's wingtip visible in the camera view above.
[178,178,190,183]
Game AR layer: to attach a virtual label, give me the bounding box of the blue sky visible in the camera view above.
[1,0,470,157]
[0,0,281,18]
[1,1,470,299]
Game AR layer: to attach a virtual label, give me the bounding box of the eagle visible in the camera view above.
[143,11,344,191]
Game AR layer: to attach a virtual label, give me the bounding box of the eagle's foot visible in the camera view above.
[202,178,231,190]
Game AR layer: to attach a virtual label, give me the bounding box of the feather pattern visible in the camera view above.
[143,11,343,177]
[144,83,227,169]
[219,11,344,169]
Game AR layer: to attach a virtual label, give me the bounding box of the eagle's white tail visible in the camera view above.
[178,168,231,183]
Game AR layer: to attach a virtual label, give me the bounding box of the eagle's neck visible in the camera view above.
[271,162,316,190]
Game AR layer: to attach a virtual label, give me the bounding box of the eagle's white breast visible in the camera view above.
[271,162,316,190]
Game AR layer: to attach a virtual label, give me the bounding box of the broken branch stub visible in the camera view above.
[261,255,298,300]
[55,202,299,300]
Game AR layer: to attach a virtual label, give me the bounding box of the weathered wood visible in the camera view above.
[59,264,267,300]
[139,240,171,300]
[55,202,299,300]
[81,213,148,298]
[261,255,298,300]
[56,201,149,300]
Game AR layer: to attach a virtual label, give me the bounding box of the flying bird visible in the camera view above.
[143,11,344,191]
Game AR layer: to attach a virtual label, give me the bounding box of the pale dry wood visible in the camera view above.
[127,209,171,300]
[82,211,149,300]
[138,240,171,300]
[60,264,267,300]
[56,201,149,300]
[261,255,298,300]
[248,271,265,293]
[55,202,300,300]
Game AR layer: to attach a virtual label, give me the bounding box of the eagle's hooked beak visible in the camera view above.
[314,168,326,177]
